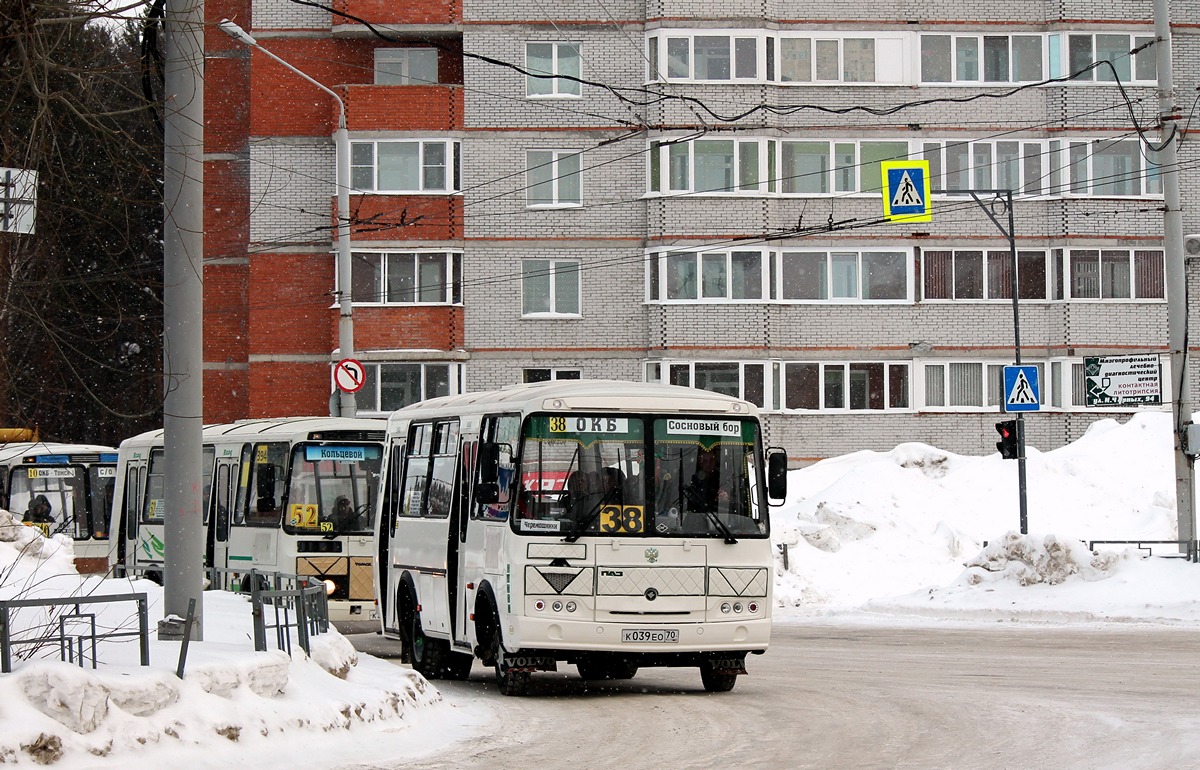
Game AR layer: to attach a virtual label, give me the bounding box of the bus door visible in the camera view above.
[447,432,471,646]
[461,414,519,633]
[118,458,148,575]
[228,442,286,571]
[209,455,239,586]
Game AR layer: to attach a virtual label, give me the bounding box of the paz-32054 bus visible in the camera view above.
[109,417,386,627]
[374,380,787,695]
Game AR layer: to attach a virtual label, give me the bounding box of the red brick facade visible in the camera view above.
[203,4,464,420]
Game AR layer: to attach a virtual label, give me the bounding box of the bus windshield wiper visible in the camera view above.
[563,490,618,543]
[702,508,738,544]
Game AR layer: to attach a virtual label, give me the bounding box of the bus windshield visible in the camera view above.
[515,414,768,539]
[284,443,382,536]
[9,465,88,538]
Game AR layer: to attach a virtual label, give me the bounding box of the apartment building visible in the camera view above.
[202,0,1199,461]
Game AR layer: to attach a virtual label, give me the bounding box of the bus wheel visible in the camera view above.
[700,665,738,693]
[408,609,449,679]
[488,626,530,696]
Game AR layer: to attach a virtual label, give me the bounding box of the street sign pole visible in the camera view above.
[937,187,1028,534]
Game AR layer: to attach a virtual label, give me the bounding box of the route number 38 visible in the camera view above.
[599,505,644,534]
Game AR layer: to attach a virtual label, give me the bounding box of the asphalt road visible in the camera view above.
[347,622,1200,769]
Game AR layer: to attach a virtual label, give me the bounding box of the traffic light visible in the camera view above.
[995,420,1019,460]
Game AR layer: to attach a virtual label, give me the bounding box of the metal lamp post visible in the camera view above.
[219,19,357,417]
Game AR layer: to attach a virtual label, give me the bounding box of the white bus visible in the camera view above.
[0,441,118,574]
[374,380,788,695]
[109,417,386,626]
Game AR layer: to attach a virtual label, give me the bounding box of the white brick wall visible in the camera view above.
[247,140,334,243]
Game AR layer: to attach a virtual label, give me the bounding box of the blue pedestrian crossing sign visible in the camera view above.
[1003,365,1040,412]
[881,160,932,223]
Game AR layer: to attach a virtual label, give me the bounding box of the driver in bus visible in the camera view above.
[333,496,361,530]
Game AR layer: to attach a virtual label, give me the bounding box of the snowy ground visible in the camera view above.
[0,410,1196,767]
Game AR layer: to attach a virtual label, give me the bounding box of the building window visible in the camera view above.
[522,259,581,316]
[1062,33,1156,82]
[349,251,461,305]
[649,250,765,301]
[647,361,768,408]
[922,138,1159,198]
[352,363,464,414]
[350,140,459,193]
[374,48,439,85]
[778,35,904,84]
[782,362,909,411]
[922,249,1047,301]
[921,361,1042,410]
[1057,249,1165,300]
[527,150,582,207]
[649,32,763,81]
[920,34,1045,83]
[652,136,1161,199]
[526,42,581,97]
[777,250,909,301]
[523,369,582,383]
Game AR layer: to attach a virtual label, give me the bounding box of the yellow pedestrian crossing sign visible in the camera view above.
[881,160,932,223]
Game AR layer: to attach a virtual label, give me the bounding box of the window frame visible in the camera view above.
[350,362,465,415]
[347,250,463,306]
[526,41,582,98]
[527,149,583,208]
[349,139,460,194]
[523,368,583,383]
[373,47,439,85]
[917,360,1038,412]
[522,258,582,316]
[1054,248,1166,301]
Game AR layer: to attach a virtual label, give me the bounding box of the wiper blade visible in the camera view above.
[563,490,618,543]
[702,508,738,544]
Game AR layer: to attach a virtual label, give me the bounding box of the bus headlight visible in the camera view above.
[323,579,337,596]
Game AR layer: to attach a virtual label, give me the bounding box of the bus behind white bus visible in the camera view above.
[109,417,386,627]
[375,380,787,694]
[0,441,118,574]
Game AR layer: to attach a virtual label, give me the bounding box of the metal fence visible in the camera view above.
[206,567,331,656]
[0,593,150,673]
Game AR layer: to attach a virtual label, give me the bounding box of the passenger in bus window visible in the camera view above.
[600,467,625,504]
[561,470,599,520]
[23,494,54,524]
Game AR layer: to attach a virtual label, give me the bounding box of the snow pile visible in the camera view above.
[771,412,1200,624]
[0,514,457,768]
[960,531,1124,587]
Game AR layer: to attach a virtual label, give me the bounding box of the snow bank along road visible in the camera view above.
[351,622,1200,770]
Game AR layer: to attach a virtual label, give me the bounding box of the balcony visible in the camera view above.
[340,84,463,132]
[331,0,460,28]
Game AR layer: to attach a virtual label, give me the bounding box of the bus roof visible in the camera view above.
[387,380,759,426]
[118,416,387,448]
[0,442,118,464]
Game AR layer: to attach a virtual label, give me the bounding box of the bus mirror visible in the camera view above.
[474,482,499,505]
[478,443,500,484]
[767,450,788,501]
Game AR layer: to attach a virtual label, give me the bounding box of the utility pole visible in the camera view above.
[161,0,205,639]
[1153,0,1194,554]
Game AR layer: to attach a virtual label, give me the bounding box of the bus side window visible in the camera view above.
[474,414,518,520]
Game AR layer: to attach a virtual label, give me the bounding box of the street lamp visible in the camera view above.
[219,19,357,418]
